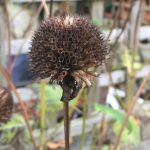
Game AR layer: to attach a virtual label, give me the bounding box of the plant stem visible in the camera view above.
[113,73,150,150]
[63,100,70,150]
[80,90,87,150]
[50,0,53,17]
[126,75,135,108]
[0,65,37,150]
[2,0,12,76]
[40,80,46,150]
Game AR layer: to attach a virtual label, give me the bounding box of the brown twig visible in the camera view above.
[40,0,49,17]
[50,0,53,17]
[0,65,37,150]
[113,72,150,150]
[2,0,12,76]
[106,0,123,41]
[112,0,134,49]
[63,100,70,150]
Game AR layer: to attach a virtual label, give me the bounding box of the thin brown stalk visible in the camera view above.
[113,73,150,150]
[2,0,12,76]
[0,65,37,150]
[107,0,123,41]
[40,0,49,17]
[63,100,70,150]
[96,114,107,150]
[112,0,134,49]
[50,0,53,17]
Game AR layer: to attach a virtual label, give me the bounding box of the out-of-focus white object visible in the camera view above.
[106,87,123,109]
[99,65,150,87]
[98,70,125,87]
[106,86,144,109]
[12,88,37,103]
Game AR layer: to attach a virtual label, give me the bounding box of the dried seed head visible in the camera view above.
[0,87,13,123]
[29,16,110,100]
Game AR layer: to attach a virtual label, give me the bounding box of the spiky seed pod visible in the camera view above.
[0,87,13,123]
[30,16,110,101]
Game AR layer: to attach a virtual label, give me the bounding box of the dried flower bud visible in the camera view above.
[0,87,13,123]
[30,16,110,101]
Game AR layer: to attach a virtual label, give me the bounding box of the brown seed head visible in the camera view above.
[29,16,110,100]
[0,87,13,123]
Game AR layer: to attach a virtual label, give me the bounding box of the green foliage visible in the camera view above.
[113,117,140,145]
[95,103,125,122]
[31,83,78,109]
[101,145,109,150]
[0,114,30,144]
[95,103,141,146]
[0,114,25,130]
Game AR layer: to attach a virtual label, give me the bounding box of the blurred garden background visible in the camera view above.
[0,0,150,150]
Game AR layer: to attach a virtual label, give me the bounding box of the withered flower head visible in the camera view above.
[30,16,110,101]
[0,87,13,123]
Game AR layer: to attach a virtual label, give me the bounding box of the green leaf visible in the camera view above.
[0,114,29,143]
[113,117,140,145]
[0,114,26,130]
[101,145,109,150]
[31,83,81,108]
[95,103,125,122]
[95,103,141,145]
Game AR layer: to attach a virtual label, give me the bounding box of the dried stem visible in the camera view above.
[50,0,53,17]
[63,100,70,150]
[113,73,150,150]
[106,0,123,41]
[40,0,49,17]
[112,0,134,49]
[2,0,12,75]
[0,65,37,150]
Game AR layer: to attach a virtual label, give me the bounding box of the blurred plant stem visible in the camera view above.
[40,80,46,150]
[126,50,136,109]
[2,0,12,76]
[126,74,135,109]
[0,65,37,150]
[113,73,150,150]
[90,115,107,150]
[63,100,70,150]
[126,0,142,109]
[50,0,53,17]
[40,0,49,17]
[90,127,99,150]
[79,89,87,150]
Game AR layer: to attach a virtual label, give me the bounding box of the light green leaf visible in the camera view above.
[95,103,141,145]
